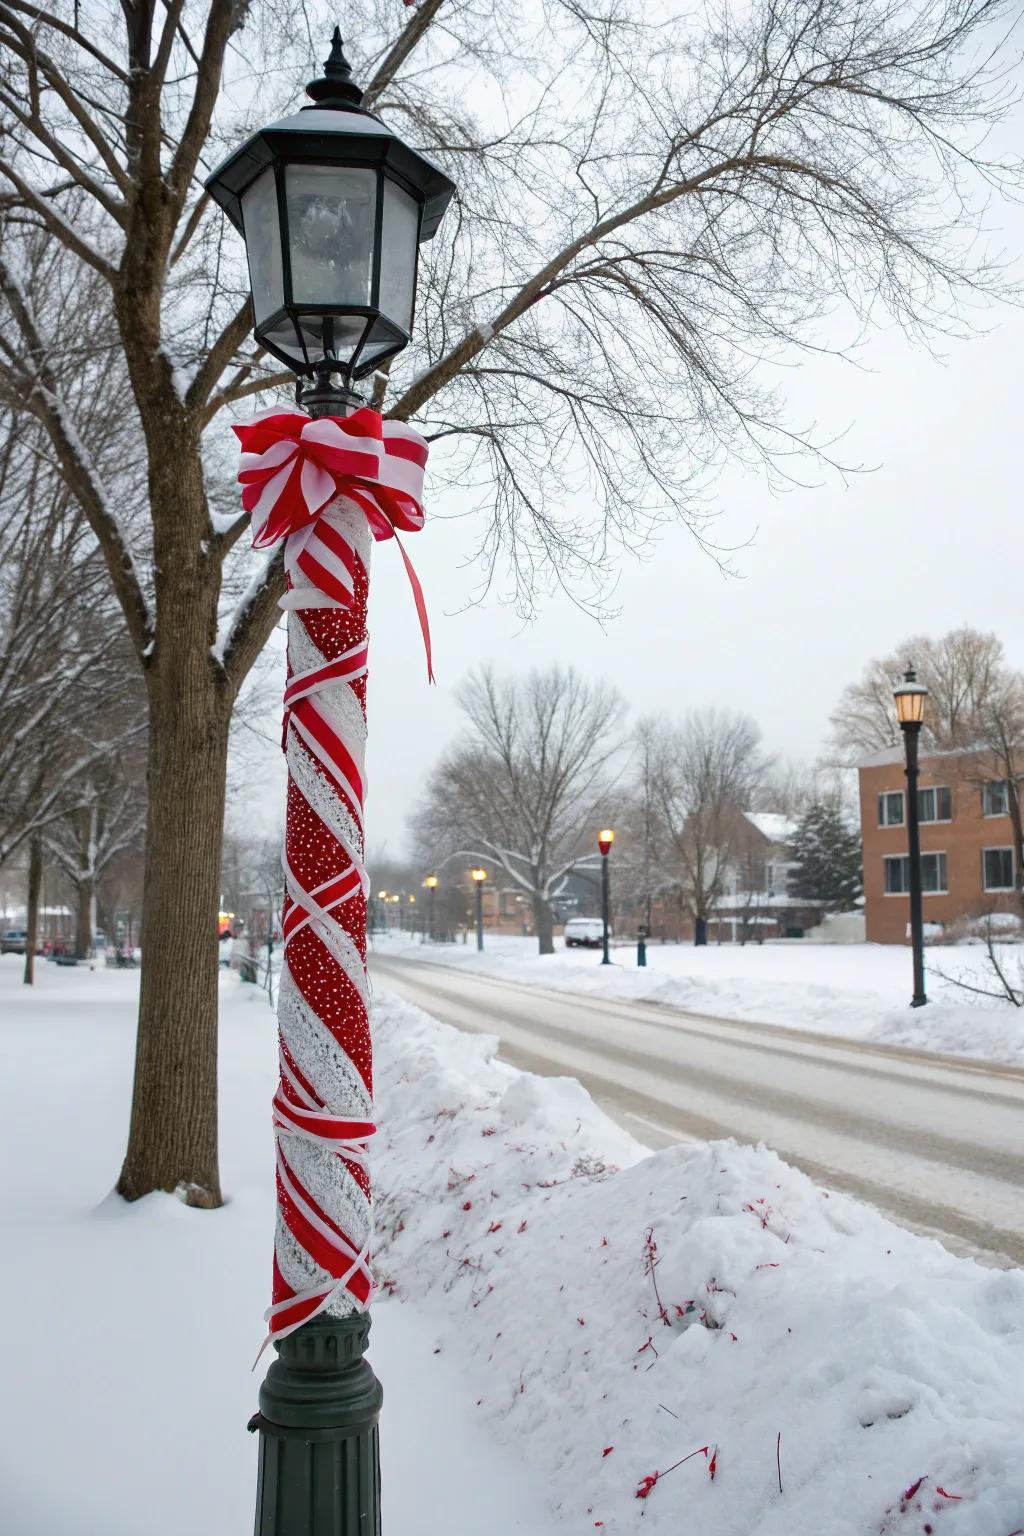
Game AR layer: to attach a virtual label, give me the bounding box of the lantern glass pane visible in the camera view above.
[379,177,420,331]
[895,688,926,725]
[286,165,376,307]
[241,167,283,324]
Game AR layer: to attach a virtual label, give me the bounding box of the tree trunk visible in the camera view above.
[534,894,555,955]
[116,623,232,1208]
[75,875,94,958]
[23,835,41,985]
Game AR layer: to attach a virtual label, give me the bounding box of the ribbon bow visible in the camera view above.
[234,406,432,678]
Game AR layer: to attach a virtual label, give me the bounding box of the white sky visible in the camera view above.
[354,243,1024,856]
[234,243,1024,859]
[228,32,1024,863]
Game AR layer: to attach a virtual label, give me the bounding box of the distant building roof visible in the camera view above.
[856,741,1017,770]
[742,811,797,844]
[856,745,904,768]
[715,892,813,912]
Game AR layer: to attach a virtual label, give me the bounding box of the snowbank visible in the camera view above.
[372,932,1024,1067]
[2,956,1022,1535]
[372,991,1024,1534]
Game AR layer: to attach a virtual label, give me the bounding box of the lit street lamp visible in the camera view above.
[423,875,438,941]
[207,25,454,1536]
[894,665,929,1008]
[597,829,615,965]
[470,867,487,950]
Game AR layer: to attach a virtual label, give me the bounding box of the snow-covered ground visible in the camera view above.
[0,958,558,1536]
[371,931,1024,1067]
[3,954,1023,1534]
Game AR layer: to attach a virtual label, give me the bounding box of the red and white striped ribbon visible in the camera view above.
[237,407,430,1351]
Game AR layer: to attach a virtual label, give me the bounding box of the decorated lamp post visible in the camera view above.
[423,875,438,941]
[597,828,615,965]
[206,28,454,1536]
[894,665,929,1009]
[471,867,487,950]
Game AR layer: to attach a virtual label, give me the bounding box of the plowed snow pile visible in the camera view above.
[372,992,1024,1536]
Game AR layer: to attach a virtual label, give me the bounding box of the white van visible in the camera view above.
[563,917,606,948]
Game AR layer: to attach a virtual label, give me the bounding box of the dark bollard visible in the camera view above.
[637,924,648,967]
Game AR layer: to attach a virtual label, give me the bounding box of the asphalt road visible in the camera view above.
[369,953,1024,1267]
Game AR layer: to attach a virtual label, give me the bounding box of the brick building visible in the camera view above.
[859,745,1022,943]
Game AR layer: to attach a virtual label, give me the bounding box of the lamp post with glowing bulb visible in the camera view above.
[470,868,487,950]
[597,829,615,965]
[894,665,929,1008]
[423,876,438,941]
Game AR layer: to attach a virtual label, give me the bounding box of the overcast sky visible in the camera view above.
[346,203,1020,858]
[233,238,1024,860]
[230,76,1024,865]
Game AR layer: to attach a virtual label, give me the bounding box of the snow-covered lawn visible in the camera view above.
[3,954,1023,1535]
[373,931,1024,1067]
[0,958,558,1536]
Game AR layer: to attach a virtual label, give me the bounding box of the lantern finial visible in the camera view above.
[305,25,365,110]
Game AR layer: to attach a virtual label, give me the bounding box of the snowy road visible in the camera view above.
[370,954,1024,1266]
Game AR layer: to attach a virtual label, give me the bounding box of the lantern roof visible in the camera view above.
[205,32,454,241]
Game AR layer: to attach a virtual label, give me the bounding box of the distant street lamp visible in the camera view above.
[894,665,929,1008]
[470,867,487,950]
[597,829,615,965]
[206,26,455,1536]
[423,875,438,941]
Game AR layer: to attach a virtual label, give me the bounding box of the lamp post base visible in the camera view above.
[250,1314,382,1536]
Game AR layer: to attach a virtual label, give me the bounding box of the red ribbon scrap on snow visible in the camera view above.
[233,406,433,679]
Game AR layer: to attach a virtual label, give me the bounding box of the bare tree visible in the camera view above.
[611,718,663,930]
[46,751,147,957]
[649,709,767,943]
[0,411,144,866]
[411,665,627,953]
[751,760,822,820]
[830,627,1011,757]
[930,917,1023,1007]
[0,0,1020,1201]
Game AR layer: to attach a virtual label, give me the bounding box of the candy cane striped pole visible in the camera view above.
[270,493,376,1339]
[251,491,383,1536]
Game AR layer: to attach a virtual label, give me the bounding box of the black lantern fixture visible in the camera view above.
[205,27,454,412]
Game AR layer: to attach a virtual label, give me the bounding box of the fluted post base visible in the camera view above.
[250,1314,382,1536]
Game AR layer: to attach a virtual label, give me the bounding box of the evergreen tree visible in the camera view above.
[788,803,862,911]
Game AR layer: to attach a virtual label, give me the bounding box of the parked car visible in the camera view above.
[563,917,607,948]
[0,929,28,955]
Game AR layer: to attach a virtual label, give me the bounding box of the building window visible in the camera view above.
[983,847,1015,892]
[982,780,1010,817]
[917,786,951,823]
[878,791,904,827]
[883,853,947,895]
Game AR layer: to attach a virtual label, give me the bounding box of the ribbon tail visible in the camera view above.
[390,527,434,684]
